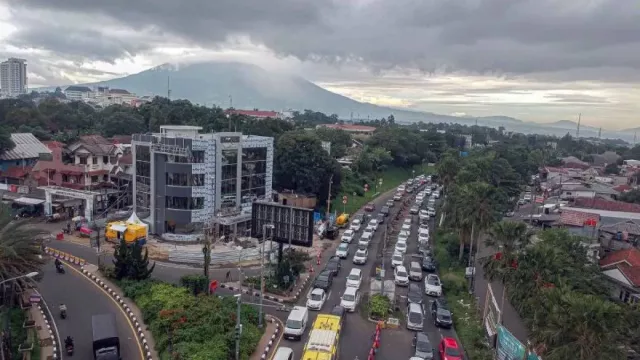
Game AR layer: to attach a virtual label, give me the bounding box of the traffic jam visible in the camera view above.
[273,174,464,360]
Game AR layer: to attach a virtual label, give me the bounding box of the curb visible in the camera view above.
[260,317,281,360]
[45,247,155,360]
[219,274,312,303]
[43,247,86,267]
[293,275,311,300]
[37,303,60,359]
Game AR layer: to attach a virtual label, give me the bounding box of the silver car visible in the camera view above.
[413,332,434,359]
[406,303,424,331]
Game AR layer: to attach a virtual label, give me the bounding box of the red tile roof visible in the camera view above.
[225,109,279,118]
[613,184,632,192]
[600,248,640,286]
[110,135,132,144]
[559,209,600,227]
[1,166,32,179]
[118,153,132,165]
[322,124,377,132]
[43,141,65,149]
[573,197,640,213]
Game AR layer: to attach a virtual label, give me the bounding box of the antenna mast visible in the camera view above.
[576,113,581,137]
[598,127,602,139]
[167,76,171,100]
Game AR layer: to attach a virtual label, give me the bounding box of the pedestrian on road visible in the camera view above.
[225,270,231,282]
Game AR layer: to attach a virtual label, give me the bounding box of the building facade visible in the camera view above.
[0,58,27,96]
[132,126,273,238]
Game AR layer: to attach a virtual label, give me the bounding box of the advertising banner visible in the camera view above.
[496,326,526,360]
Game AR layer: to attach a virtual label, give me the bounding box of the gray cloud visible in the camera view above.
[546,94,611,104]
[4,0,640,82]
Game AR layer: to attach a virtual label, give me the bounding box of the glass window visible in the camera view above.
[165,196,205,210]
[135,161,150,177]
[135,145,150,161]
[103,156,109,164]
[79,157,87,165]
[191,151,205,163]
[92,156,98,164]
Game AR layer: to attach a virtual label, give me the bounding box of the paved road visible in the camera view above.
[38,258,144,360]
[376,185,460,360]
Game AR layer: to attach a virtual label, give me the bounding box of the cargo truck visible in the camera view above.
[92,314,121,360]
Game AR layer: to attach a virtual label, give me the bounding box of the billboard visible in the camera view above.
[496,326,526,360]
[251,201,314,247]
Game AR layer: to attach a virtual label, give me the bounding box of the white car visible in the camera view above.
[425,189,432,196]
[395,241,408,254]
[346,268,363,289]
[398,185,406,192]
[393,193,403,201]
[340,286,361,312]
[353,249,368,264]
[403,218,412,226]
[394,265,410,286]
[401,224,412,232]
[367,219,379,232]
[359,232,373,247]
[399,230,411,238]
[350,219,362,232]
[418,232,430,244]
[433,191,440,199]
[397,234,409,244]
[424,274,442,296]
[306,288,327,310]
[391,252,404,268]
[419,209,429,220]
[341,229,355,243]
[336,243,350,259]
[419,223,429,231]
[427,208,436,217]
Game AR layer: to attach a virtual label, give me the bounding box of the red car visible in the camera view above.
[364,203,375,212]
[439,337,463,360]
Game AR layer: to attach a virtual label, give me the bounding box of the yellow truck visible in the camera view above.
[301,314,341,360]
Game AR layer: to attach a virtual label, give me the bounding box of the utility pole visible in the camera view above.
[234,291,242,360]
[167,76,171,100]
[326,174,334,219]
[258,224,273,328]
[380,224,387,295]
[576,113,581,138]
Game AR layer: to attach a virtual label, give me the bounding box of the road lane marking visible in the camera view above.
[60,259,146,360]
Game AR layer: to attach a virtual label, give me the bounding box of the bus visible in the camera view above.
[301,314,342,360]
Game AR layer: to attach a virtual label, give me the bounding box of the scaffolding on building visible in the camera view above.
[150,143,191,158]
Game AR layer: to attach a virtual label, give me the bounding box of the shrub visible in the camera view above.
[180,274,209,296]
[369,294,391,320]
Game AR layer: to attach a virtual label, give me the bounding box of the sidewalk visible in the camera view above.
[23,291,55,360]
[249,316,282,360]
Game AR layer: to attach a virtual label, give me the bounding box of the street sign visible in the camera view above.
[283,275,290,284]
[251,201,314,247]
[29,294,41,304]
[364,184,369,192]
[342,199,347,204]
[342,195,348,201]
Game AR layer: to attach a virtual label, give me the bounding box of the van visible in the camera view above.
[273,347,294,360]
[283,306,308,340]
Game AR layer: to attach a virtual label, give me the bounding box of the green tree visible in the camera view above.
[112,238,131,280]
[100,111,147,137]
[604,163,620,175]
[315,127,352,158]
[128,241,155,280]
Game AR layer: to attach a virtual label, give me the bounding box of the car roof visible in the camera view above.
[396,265,407,272]
[443,337,459,348]
[409,283,420,291]
[416,332,430,343]
[344,286,357,295]
[349,268,362,276]
[408,302,422,311]
[311,288,325,294]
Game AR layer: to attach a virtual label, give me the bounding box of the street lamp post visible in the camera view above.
[259,224,274,329]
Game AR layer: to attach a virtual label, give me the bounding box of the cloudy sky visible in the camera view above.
[1,0,640,129]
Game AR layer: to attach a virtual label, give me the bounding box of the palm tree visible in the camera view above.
[436,151,460,225]
[0,204,46,282]
[482,220,534,323]
[465,182,496,264]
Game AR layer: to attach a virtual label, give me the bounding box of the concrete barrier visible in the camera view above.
[259,317,281,360]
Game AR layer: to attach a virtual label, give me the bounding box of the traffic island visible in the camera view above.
[250,316,282,360]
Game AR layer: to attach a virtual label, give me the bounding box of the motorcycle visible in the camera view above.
[65,344,73,356]
[60,309,67,319]
[56,264,65,274]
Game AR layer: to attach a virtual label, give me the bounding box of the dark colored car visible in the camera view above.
[422,256,437,272]
[376,213,385,224]
[365,203,376,212]
[313,270,334,290]
[353,213,364,223]
[325,256,342,275]
[413,332,435,360]
[329,305,346,328]
[431,298,453,328]
[408,283,423,304]
[380,206,390,216]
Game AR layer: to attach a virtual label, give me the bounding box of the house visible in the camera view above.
[560,183,618,200]
[599,248,640,304]
[88,87,138,107]
[63,86,92,101]
[599,220,640,253]
[317,124,377,136]
[591,151,621,166]
[0,133,51,189]
[224,109,281,119]
[561,156,590,169]
[66,135,121,187]
[31,141,102,190]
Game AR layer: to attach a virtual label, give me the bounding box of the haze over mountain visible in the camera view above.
[51,61,635,143]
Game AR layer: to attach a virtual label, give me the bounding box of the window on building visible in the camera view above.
[103,174,108,181]
[91,176,99,183]
[92,156,98,165]
[135,145,150,162]
[165,196,205,210]
[241,147,268,206]
[103,156,109,164]
[191,151,205,163]
[62,174,69,183]
[79,157,87,165]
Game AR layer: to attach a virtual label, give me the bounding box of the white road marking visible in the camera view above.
[327,290,333,301]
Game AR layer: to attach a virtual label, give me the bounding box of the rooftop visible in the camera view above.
[225,109,279,118]
[559,209,600,227]
[320,124,377,132]
[600,220,640,236]
[65,85,92,93]
[600,248,640,287]
[0,133,51,161]
[573,197,640,213]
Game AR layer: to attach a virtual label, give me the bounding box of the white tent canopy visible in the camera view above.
[126,212,148,235]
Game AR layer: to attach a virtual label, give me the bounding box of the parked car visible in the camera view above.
[359,232,373,247]
[341,229,356,243]
[403,218,412,226]
[422,256,437,272]
[340,286,361,312]
[367,219,379,232]
[353,249,368,265]
[393,193,403,201]
[407,283,423,304]
[418,231,430,245]
[427,208,436,217]
[439,337,463,360]
[395,240,408,254]
[386,199,394,208]
[394,265,410,286]
[325,256,342,275]
[376,213,385,224]
[391,252,404,268]
[406,302,424,330]
[313,270,334,290]
[365,202,376,212]
[336,243,350,259]
[401,223,412,232]
[380,206,390,216]
[413,332,435,360]
[346,268,363,289]
[431,298,453,328]
[433,191,440,199]
[406,186,414,193]
[410,206,420,214]
[306,288,327,310]
[424,274,442,296]
[409,261,423,281]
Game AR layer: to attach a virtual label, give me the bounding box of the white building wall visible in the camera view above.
[191,139,216,223]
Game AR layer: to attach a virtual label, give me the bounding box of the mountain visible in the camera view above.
[43,61,636,144]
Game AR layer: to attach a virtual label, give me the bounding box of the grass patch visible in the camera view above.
[31,328,41,360]
[338,165,435,215]
[434,232,493,360]
[0,308,29,360]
